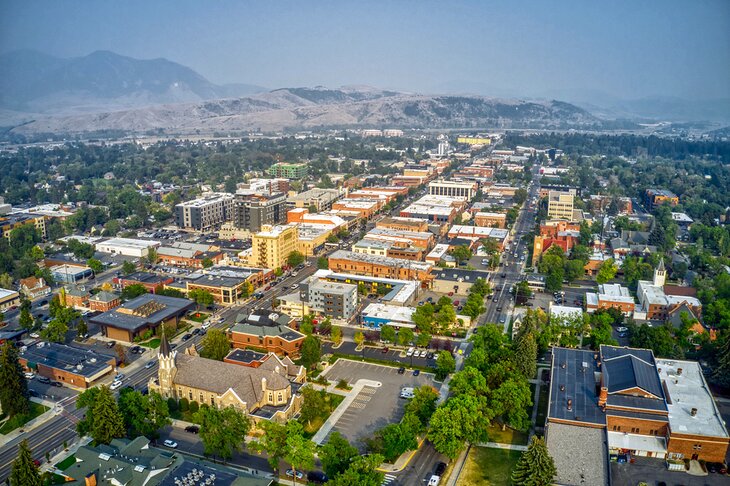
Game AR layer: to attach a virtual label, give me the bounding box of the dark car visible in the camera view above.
[106,340,117,348]
[185,425,200,434]
[181,333,193,341]
[307,471,329,484]
[426,352,435,360]
[413,369,420,376]
[500,273,507,278]
[51,381,62,387]
[434,462,447,476]
[192,328,201,335]
[397,367,406,374]
[381,347,389,353]
[130,345,142,354]
[37,376,51,384]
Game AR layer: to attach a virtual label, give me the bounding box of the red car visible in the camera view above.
[453,300,460,306]
[447,292,454,296]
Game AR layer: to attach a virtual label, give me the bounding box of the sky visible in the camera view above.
[1,0,729,101]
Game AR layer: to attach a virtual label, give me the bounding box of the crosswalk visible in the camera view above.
[381,473,397,485]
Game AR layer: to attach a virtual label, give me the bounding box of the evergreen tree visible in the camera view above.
[90,386,125,445]
[0,342,29,418]
[514,331,538,379]
[712,333,730,389]
[511,436,556,486]
[10,440,41,486]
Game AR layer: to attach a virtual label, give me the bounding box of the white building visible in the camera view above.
[428,179,478,200]
[96,237,161,258]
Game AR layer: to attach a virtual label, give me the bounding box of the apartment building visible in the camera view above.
[327,250,434,286]
[236,178,290,195]
[248,224,298,270]
[303,278,358,320]
[376,216,429,232]
[287,188,342,211]
[531,220,581,265]
[267,162,308,179]
[232,192,287,233]
[585,283,636,315]
[547,190,575,220]
[644,188,679,210]
[175,193,234,231]
[364,227,435,250]
[428,179,478,200]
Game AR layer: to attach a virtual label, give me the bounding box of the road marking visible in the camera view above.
[382,473,397,485]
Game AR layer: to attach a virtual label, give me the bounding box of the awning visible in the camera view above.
[607,431,667,454]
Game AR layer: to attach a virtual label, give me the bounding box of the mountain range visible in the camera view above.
[0,49,725,137]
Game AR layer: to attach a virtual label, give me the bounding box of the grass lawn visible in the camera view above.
[0,402,49,435]
[55,455,76,471]
[486,425,529,446]
[187,312,209,323]
[460,446,522,486]
[141,338,161,348]
[300,392,344,438]
[535,382,549,429]
[42,472,68,486]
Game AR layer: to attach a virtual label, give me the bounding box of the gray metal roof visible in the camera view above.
[548,347,605,425]
[89,294,194,332]
[20,342,114,378]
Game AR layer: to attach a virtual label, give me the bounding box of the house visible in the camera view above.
[114,272,174,294]
[88,291,121,312]
[62,286,91,309]
[19,276,51,299]
[228,310,305,357]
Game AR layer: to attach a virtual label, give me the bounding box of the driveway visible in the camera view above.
[611,456,730,486]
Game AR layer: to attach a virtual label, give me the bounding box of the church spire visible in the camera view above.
[159,326,171,358]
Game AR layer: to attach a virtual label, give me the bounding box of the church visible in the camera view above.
[148,331,305,423]
[636,259,702,322]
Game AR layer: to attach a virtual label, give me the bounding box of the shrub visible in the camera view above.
[189,401,199,413]
[167,398,178,413]
[179,398,189,412]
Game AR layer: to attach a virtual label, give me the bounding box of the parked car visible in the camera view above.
[181,333,193,341]
[201,321,211,330]
[192,328,201,335]
[413,369,420,376]
[51,381,62,387]
[426,352,435,360]
[185,425,200,434]
[381,347,389,353]
[29,332,40,338]
[434,462,447,476]
[24,371,36,379]
[110,380,124,390]
[285,469,304,480]
[114,373,125,381]
[106,340,117,348]
[419,349,428,358]
[163,439,178,449]
[130,346,142,354]
[406,347,415,357]
[307,471,329,484]
[616,326,628,333]
[397,367,406,374]
[37,376,51,384]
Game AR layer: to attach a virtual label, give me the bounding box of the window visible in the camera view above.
[693,444,702,450]
[277,392,283,403]
[211,396,215,406]
[199,393,204,402]
[189,391,193,400]
[612,425,618,431]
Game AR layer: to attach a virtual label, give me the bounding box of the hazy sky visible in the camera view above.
[1,0,729,100]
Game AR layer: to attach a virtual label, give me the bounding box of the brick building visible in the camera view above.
[88,291,121,312]
[114,272,174,294]
[585,283,635,315]
[473,212,507,228]
[327,250,434,287]
[228,310,305,357]
[19,343,116,389]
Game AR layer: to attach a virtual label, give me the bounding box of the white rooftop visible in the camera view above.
[656,359,729,438]
[362,303,416,327]
[549,304,583,323]
[98,237,161,250]
[671,212,694,223]
[607,431,667,454]
[426,244,450,259]
[0,288,19,299]
[448,225,509,240]
[598,283,635,304]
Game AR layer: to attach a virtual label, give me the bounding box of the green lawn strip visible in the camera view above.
[186,313,209,323]
[460,446,522,486]
[55,454,76,471]
[140,338,161,349]
[300,392,345,438]
[0,402,49,435]
[42,472,68,486]
[328,353,432,372]
[486,424,529,446]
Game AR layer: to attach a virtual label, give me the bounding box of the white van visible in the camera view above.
[428,475,441,486]
[400,387,415,399]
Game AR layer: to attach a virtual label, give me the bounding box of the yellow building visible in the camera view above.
[248,224,298,269]
[547,190,575,221]
[0,214,47,239]
[457,136,491,146]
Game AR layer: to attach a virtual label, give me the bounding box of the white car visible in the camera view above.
[29,332,40,338]
[163,439,178,449]
[24,371,36,379]
[406,347,415,357]
[419,349,428,358]
[110,380,124,390]
[201,321,211,330]
[616,326,628,333]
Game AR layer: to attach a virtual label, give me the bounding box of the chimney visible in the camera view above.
[677,368,683,376]
[598,386,608,406]
[261,377,267,392]
[691,408,697,417]
[567,399,573,411]
[561,362,566,369]
[560,385,565,392]
[85,473,97,486]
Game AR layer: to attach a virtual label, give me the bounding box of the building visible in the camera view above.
[636,260,702,321]
[174,193,234,231]
[428,179,478,200]
[364,227,435,250]
[545,345,728,486]
[96,237,161,258]
[277,292,310,318]
[88,291,121,312]
[425,243,451,265]
[589,195,633,215]
[19,343,116,389]
[548,304,583,324]
[446,225,509,249]
[376,216,429,232]
[547,190,575,220]
[312,269,417,306]
[90,294,195,342]
[430,269,491,296]
[50,264,93,284]
[229,310,305,357]
[232,192,287,233]
[400,195,466,224]
[19,276,51,299]
[56,436,273,486]
[330,198,381,219]
[267,162,308,179]
[0,212,46,239]
[473,212,507,228]
[114,272,174,294]
[531,220,581,265]
[237,178,290,195]
[62,286,91,309]
[644,188,679,210]
[327,250,434,286]
[362,303,416,329]
[248,224,298,270]
[157,242,224,268]
[0,288,21,311]
[287,188,341,211]
[585,283,635,315]
[303,278,358,320]
[184,273,252,306]
[457,136,491,145]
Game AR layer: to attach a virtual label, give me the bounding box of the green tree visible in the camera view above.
[299,387,329,429]
[299,314,314,335]
[87,258,104,274]
[596,258,618,284]
[120,283,148,300]
[513,331,537,379]
[354,331,364,348]
[428,394,491,459]
[118,389,171,438]
[405,385,439,427]
[319,431,359,478]
[397,327,415,347]
[90,386,126,445]
[449,245,473,264]
[188,288,215,310]
[10,440,41,486]
[284,421,316,484]
[563,259,585,283]
[252,420,288,472]
[76,388,100,436]
[0,342,30,418]
[511,436,556,486]
[328,454,384,486]
[41,318,69,343]
[416,332,431,348]
[121,260,137,275]
[200,328,231,361]
[146,247,158,265]
[331,326,343,345]
[29,246,44,261]
[300,335,322,370]
[380,325,396,343]
[490,378,533,431]
[435,351,456,380]
[711,333,730,389]
[436,303,456,330]
[471,277,491,296]
[194,405,251,461]
[317,256,329,269]
[201,257,214,268]
[19,307,34,330]
[0,273,13,290]
[287,251,306,268]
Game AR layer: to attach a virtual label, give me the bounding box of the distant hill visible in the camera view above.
[5,86,618,136]
[0,49,266,114]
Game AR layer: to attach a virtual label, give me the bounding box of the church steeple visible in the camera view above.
[159,326,171,358]
[654,258,666,287]
[157,326,177,398]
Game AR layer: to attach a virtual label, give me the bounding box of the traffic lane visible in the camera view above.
[157,425,273,474]
[400,441,447,486]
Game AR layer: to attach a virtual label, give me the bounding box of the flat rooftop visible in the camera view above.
[98,237,160,249]
[20,342,114,379]
[309,278,356,294]
[224,348,266,365]
[177,193,233,208]
[90,294,195,331]
[328,249,432,271]
[656,358,729,438]
[546,422,608,486]
[362,303,416,325]
[548,347,604,425]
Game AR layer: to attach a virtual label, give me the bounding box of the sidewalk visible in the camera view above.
[476,441,528,451]
[310,378,381,445]
[444,444,470,486]
[40,436,92,475]
[0,397,64,448]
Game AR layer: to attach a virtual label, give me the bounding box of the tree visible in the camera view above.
[435,351,456,380]
[319,431,359,478]
[201,257,214,268]
[0,342,30,418]
[10,440,41,486]
[513,331,537,379]
[711,333,730,389]
[90,386,126,445]
[287,251,306,268]
[471,277,491,296]
[87,258,104,274]
[41,318,69,343]
[188,288,215,310]
[121,260,137,275]
[428,394,490,459]
[405,385,439,427]
[299,315,314,335]
[511,436,556,486]
[200,328,230,361]
[397,328,415,347]
[146,247,158,265]
[76,319,89,339]
[563,259,585,283]
[380,325,396,343]
[328,454,385,486]
[514,280,532,305]
[300,335,322,370]
[513,188,528,205]
[29,246,44,261]
[299,387,328,429]
[596,258,618,284]
[449,245,472,264]
[284,421,316,483]
[331,326,343,345]
[19,307,33,330]
[194,405,251,461]
[416,332,431,348]
[317,256,329,269]
[354,331,365,348]
[0,273,14,290]
[436,303,456,330]
[120,283,148,300]
[252,420,288,472]
[490,378,533,431]
[372,415,419,462]
[118,389,171,438]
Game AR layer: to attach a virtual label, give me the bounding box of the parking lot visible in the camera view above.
[611,457,730,486]
[321,359,440,452]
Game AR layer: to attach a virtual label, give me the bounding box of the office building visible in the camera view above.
[0,212,46,239]
[174,193,234,231]
[287,188,341,212]
[0,288,21,311]
[428,179,478,200]
[362,303,416,329]
[232,192,287,233]
[303,278,358,320]
[229,310,305,357]
[585,283,635,315]
[96,237,161,258]
[327,250,434,285]
[644,188,679,210]
[248,224,298,270]
[19,343,116,389]
[267,162,308,179]
[547,190,575,220]
[50,264,94,284]
[376,216,429,232]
